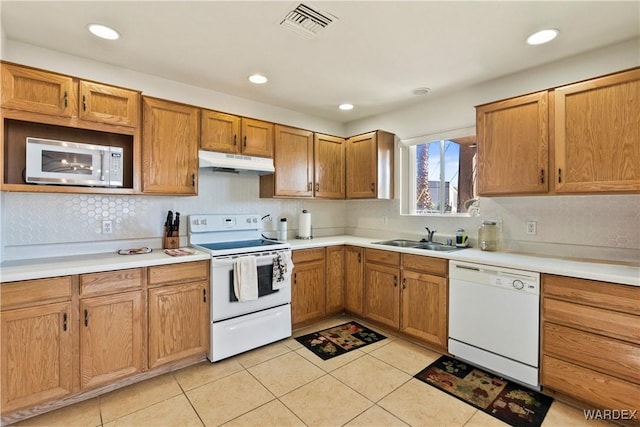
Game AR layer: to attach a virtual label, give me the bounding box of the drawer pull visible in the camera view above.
[203,288,207,303]
[84,309,88,327]
[62,312,68,331]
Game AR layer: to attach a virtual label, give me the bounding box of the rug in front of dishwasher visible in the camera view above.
[414,355,553,427]
[295,321,386,360]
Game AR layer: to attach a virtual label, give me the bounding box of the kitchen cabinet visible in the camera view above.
[346,130,394,199]
[1,62,140,127]
[314,133,346,198]
[400,254,448,351]
[201,111,273,158]
[325,245,345,315]
[553,68,640,193]
[142,97,199,194]
[364,249,400,328]
[79,269,144,390]
[476,91,549,195]
[291,248,326,326]
[147,261,210,369]
[0,276,75,414]
[541,274,640,413]
[344,246,364,316]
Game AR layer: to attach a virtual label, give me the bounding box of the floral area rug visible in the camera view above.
[295,321,386,360]
[415,355,553,427]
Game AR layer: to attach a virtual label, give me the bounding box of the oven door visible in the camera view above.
[210,251,291,322]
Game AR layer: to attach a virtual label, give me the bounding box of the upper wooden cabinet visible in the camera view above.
[346,130,394,199]
[201,111,273,158]
[553,68,640,193]
[476,68,640,195]
[476,91,549,195]
[1,63,140,128]
[142,97,199,195]
[315,133,346,198]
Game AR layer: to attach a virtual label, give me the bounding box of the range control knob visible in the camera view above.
[512,279,525,290]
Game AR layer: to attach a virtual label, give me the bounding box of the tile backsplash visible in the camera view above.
[1,171,639,264]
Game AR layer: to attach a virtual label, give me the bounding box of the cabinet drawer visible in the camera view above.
[292,248,325,264]
[148,260,209,286]
[365,248,400,266]
[1,276,72,310]
[543,275,640,315]
[402,254,447,276]
[544,298,640,344]
[543,322,640,383]
[80,268,143,296]
[542,355,640,412]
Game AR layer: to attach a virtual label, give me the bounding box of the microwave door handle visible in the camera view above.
[100,150,106,182]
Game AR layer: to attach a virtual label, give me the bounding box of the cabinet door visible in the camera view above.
[148,281,209,369]
[401,270,447,350]
[344,246,364,315]
[78,81,140,127]
[314,134,345,198]
[554,68,640,193]
[346,132,378,198]
[292,260,326,325]
[476,91,549,195]
[201,110,241,153]
[80,291,143,390]
[241,118,273,157]
[1,63,76,117]
[364,263,400,329]
[142,97,199,194]
[325,246,345,314]
[272,125,313,197]
[1,302,74,413]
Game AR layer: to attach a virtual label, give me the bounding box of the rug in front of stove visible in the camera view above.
[414,355,553,427]
[295,321,386,360]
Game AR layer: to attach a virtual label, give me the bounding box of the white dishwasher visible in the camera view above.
[448,260,541,389]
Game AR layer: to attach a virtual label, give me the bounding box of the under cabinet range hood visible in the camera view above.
[198,150,275,175]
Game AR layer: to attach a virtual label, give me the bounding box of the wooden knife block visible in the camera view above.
[163,227,180,249]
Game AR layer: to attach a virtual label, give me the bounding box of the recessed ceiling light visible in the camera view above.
[248,74,268,84]
[87,23,120,40]
[526,29,559,45]
[338,103,354,111]
[412,87,431,96]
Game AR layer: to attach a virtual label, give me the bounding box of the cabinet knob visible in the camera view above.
[307,182,312,192]
[244,136,247,148]
[203,288,207,303]
[84,309,89,327]
[393,276,398,287]
[82,95,87,111]
[234,135,237,146]
[402,278,406,289]
[370,183,375,192]
[357,253,361,263]
[315,183,319,192]
[558,168,562,183]
[540,169,545,184]
[62,312,68,332]
[63,91,68,107]
[192,174,196,187]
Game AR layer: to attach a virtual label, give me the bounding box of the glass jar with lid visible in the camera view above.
[478,220,499,251]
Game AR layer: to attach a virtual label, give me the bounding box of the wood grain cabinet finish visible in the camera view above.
[553,68,640,193]
[1,277,75,414]
[78,80,140,127]
[314,133,346,198]
[346,130,394,199]
[364,261,400,329]
[476,91,549,195]
[291,248,326,326]
[142,97,199,195]
[262,125,314,197]
[541,274,640,413]
[201,111,272,158]
[344,246,364,316]
[325,245,345,315]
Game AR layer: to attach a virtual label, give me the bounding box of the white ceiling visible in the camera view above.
[1,1,638,123]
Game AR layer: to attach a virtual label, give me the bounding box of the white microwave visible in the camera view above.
[25,137,124,187]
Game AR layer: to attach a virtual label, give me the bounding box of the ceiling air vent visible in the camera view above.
[280,3,335,38]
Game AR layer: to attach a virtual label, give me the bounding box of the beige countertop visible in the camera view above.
[2,236,638,286]
[288,235,640,287]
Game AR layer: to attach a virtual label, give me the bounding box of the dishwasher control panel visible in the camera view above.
[450,261,540,295]
[489,275,539,294]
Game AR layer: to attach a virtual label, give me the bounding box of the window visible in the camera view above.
[402,135,477,215]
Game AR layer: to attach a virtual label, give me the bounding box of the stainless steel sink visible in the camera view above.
[372,239,421,247]
[372,239,463,252]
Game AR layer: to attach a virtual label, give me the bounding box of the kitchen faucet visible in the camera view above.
[424,227,437,243]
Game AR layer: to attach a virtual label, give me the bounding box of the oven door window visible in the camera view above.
[228,264,278,302]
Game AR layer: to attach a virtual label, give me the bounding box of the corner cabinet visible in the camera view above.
[346,130,394,199]
[553,68,640,193]
[142,97,199,194]
[476,91,549,195]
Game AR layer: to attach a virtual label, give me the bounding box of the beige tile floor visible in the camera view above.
[14,316,615,427]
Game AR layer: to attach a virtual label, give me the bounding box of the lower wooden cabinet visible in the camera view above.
[291,248,326,325]
[364,260,400,329]
[325,246,345,315]
[344,246,364,315]
[79,291,144,389]
[400,269,447,349]
[541,274,640,413]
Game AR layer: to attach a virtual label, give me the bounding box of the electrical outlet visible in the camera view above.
[526,221,537,235]
[102,220,113,234]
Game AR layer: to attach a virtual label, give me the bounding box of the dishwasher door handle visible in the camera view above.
[454,264,481,271]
